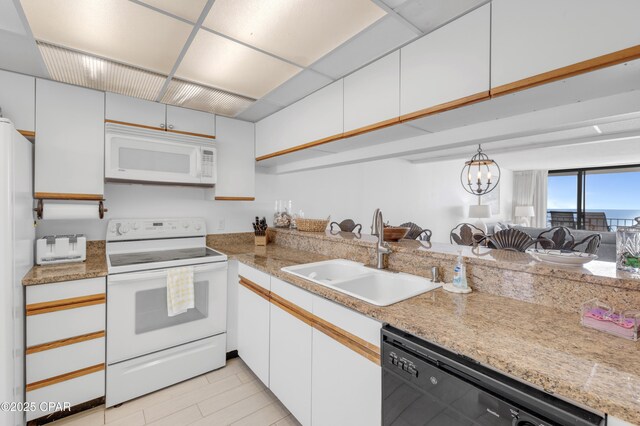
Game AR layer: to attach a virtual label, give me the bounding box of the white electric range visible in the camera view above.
[105,218,228,407]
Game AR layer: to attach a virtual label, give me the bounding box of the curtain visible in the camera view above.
[513,170,548,227]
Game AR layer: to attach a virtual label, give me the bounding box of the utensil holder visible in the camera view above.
[255,232,267,246]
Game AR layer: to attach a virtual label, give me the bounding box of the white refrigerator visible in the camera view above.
[0,118,34,426]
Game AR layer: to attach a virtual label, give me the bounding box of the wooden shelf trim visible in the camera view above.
[342,116,401,139]
[34,192,104,201]
[256,44,640,162]
[104,119,163,131]
[256,132,344,161]
[167,128,215,139]
[239,277,270,301]
[105,119,215,139]
[26,293,106,316]
[26,363,104,392]
[215,197,256,201]
[239,275,381,365]
[491,44,640,97]
[18,130,36,138]
[398,91,490,123]
[26,331,105,355]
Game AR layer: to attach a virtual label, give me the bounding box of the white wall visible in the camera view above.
[263,158,513,243]
[35,182,274,240]
[36,158,513,243]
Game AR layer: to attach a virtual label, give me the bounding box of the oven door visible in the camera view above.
[107,262,227,364]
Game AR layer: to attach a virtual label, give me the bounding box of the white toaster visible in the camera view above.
[36,234,87,265]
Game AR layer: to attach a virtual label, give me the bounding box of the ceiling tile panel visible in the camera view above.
[176,29,302,99]
[38,42,165,100]
[203,0,386,66]
[20,0,193,74]
[136,0,208,22]
[311,15,417,79]
[161,78,255,117]
[396,0,488,33]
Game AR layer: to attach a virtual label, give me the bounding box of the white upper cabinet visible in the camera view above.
[106,92,215,137]
[166,105,215,137]
[491,0,640,88]
[400,4,490,116]
[214,116,255,199]
[105,92,166,130]
[0,69,35,132]
[344,50,400,133]
[256,79,343,158]
[255,105,291,158]
[35,79,104,198]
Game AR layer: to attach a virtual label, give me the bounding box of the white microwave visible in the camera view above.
[105,123,216,186]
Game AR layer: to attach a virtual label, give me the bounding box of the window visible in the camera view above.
[547,165,640,231]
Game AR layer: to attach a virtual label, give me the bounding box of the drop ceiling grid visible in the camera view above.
[20,0,424,119]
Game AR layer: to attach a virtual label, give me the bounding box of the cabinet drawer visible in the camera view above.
[26,370,104,421]
[26,278,105,304]
[271,277,312,312]
[27,304,105,347]
[238,263,270,291]
[312,296,381,347]
[27,336,105,384]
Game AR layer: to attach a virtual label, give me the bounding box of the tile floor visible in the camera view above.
[49,358,301,426]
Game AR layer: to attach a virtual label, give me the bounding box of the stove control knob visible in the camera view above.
[194,223,202,231]
[132,222,140,230]
[120,225,130,235]
[183,222,190,229]
[108,223,117,234]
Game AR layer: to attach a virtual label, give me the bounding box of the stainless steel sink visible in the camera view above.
[281,259,441,306]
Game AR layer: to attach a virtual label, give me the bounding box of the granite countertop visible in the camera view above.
[273,228,640,290]
[210,240,640,424]
[22,241,108,286]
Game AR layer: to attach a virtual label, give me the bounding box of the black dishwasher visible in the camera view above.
[382,326,605,426]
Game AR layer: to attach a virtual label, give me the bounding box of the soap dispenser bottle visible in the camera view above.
[452,251,468,289]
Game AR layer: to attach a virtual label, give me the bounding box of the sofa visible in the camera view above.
[487,223,616,262]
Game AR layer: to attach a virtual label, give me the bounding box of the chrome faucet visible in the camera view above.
[371,208,392,269]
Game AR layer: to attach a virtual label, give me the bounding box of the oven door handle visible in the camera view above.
[108,262,227,283]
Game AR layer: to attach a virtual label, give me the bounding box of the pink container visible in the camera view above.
[581,299,640,341]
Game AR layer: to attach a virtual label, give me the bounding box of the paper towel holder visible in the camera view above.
[34,199,108,220]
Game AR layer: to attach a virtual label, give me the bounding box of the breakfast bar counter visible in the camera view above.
[209,234,640,425]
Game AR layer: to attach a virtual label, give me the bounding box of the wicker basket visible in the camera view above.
[296,218,329,232]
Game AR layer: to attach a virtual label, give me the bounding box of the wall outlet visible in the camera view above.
[217,218,226,230]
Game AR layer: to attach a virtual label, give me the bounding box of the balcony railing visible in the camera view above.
[546,211,637,231]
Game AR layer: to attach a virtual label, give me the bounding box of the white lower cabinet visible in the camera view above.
[237,264,271,386]
[237,263,381,426]
[269,278,312,426]
[25,278,106,421]
[312,329,381,426]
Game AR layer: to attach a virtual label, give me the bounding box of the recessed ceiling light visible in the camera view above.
[21,0,193,74]
[593,125,603,134]
[203,0,386,66]
[161,78,255,117]
[176,29,302,99]
[135,0,208,22]
[38,42,166,100]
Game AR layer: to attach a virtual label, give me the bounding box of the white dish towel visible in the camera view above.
[166,266,195,317]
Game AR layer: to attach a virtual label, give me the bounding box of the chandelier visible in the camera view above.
[460,144,500,196]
